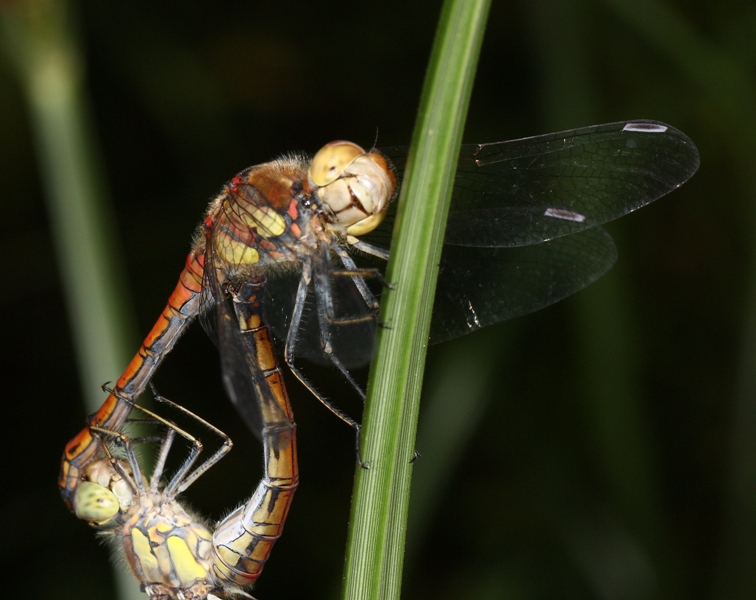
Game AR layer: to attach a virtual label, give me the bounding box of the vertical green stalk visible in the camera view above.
[341,2,491,600]
[0,2,139,599]
[0,1,136,408]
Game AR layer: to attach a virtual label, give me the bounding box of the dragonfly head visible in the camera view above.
[308,141,396,237]
[73,458,134,526]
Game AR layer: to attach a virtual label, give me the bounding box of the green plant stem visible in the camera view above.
[0,1,136,411]
[340,1,491,599]
[0,2,139,599]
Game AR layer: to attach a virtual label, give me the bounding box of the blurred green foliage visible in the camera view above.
[0,1,754,599]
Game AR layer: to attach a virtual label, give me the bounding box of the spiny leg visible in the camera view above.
[313,266,367,402]
[87,423,150,495]
[101,384,201,494]
[284,258,368,467]
[347,238,390,261]
[102,383,232,496]
[149,383,233,495]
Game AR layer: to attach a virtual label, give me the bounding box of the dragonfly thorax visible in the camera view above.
[207,158,324,271]
[76,458,226,599]
[121,498,220,600]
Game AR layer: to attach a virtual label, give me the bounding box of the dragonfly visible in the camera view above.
[70,279,298,599]
[59,119,699,596]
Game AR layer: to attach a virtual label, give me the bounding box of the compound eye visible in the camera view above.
[74,481,120,525]
[346,210,387,237]
[309,141,365,187]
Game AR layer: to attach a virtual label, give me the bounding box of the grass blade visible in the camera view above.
[0,3,139,599]
[341,1,492,599]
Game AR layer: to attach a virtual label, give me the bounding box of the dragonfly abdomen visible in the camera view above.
[59,250,205,509]
[211,278,299,585]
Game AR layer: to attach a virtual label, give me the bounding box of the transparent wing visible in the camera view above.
[381,120,700,248]
[430,226,617,344]
[206,121,699,376]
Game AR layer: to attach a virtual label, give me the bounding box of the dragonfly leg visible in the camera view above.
[102,382,232,496]
[284,258,368,467]
[328,244,392,329]
[73,388,189,525]
[333,241,392,285]
[149,383,233,495]
[99,383,197,491]
[311,268,367,402]
[347,238,390,262]
[331,243,386,303]
[87,423,147,494]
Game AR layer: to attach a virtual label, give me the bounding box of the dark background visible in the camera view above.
[1,1,754,599]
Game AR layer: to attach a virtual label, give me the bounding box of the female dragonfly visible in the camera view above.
[60,119,699,598]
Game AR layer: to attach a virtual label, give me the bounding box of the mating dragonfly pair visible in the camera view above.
[59,120,699,599]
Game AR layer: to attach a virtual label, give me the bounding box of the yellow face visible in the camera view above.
[308,141,396,236]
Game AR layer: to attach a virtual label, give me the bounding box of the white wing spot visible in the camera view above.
[622,122,668,133]
[544,207,586,223]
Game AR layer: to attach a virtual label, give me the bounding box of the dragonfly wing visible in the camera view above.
[384,120,699,248]
[443,205,601,248]
[429,226,617,344]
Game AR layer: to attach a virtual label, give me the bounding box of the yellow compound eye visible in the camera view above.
[347,210,387,236]
[74,481,120,525]
[308,141,365,186]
